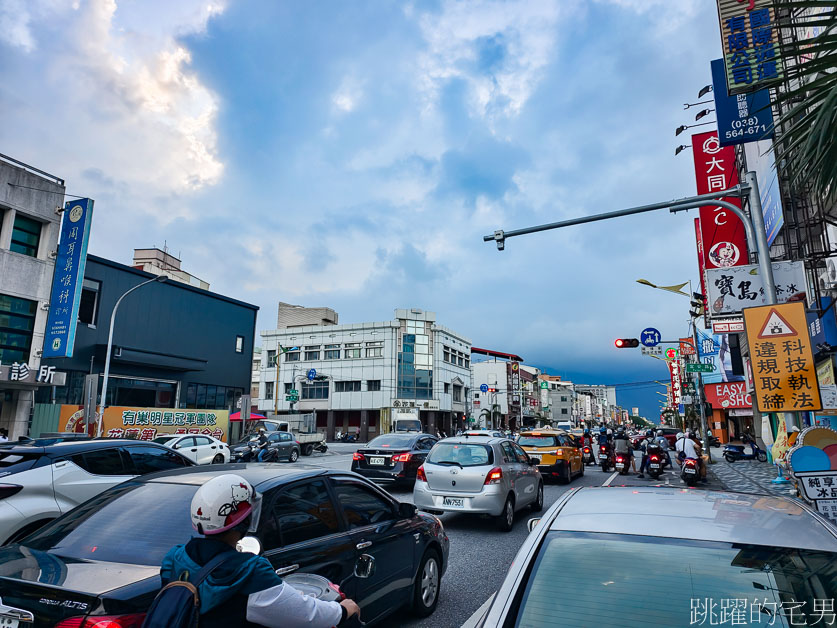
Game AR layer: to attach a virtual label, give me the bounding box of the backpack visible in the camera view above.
[142,552,234,628]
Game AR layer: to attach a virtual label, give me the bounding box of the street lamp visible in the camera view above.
[675,144,691,156]
[636,279,690,297]
[694,108,714,122]
[97,275,168,436]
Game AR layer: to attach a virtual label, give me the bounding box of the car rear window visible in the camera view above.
[0,451,43,475]
[23,482,201,566]
[427,443,493,467]
[368,435,416,448]
[152,436,176,444]
[509,531,837,628]
[517,435,560,448]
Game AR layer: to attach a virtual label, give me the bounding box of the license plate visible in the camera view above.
[685,468,696,474]
[443,497,464,507]
[368,457,385,465]
[650,463,660,469]
[0,618,19,628]
[615,463,624,469]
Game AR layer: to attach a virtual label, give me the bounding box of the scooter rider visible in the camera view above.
[637,429,654,478]
[160,474,360,627]
[613,426,633,474]
[256,428,270,462]
[654,429,673,468]
[675,431,706,483]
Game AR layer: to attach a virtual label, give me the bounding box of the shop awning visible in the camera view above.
[229,412,267,422]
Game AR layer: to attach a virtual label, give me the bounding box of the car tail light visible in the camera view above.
[352,453,365,461]
[416,465,427,482]
[56,614,146,628]
[484,467,503,485]
[0,484,22,500]
[392,452,412,462]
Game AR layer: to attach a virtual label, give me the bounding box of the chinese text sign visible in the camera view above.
[711,58,774,147]
[716,0,783,94]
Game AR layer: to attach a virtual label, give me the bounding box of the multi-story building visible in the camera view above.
[132,247,210,290]
[575,384,617,426]
[250,347,262,412]
[0,156,63,438]
[276,302,338,328]
[259,308,471,440]
[538,375,575,425]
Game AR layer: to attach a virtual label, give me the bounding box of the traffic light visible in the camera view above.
[614,338,639,348]
[487,387,497,393]
[690,292,705,318]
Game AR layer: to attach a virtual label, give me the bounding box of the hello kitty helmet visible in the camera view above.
[191,474,262,535]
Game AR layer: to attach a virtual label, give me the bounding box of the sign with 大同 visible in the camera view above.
[706,261,807,316]
[744,302,822,413]
[716,0,783,95]
[43,198,94,358]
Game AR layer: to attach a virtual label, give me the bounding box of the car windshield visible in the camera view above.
[368,434,416,448]
[23,482,201,566]
[517,435,560,447]
[427,443,493,467]
[509,531,837,628]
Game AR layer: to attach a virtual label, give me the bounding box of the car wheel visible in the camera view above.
[411,549,441,617]
[531,483,544,512]
[558,464,571,485]
[578,461,584,477]
[289,448,299,463]
[497,495,515,532]
[302,443,314,456]
[212,454,224,464]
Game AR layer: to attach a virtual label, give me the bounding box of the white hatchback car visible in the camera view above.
[0,437,194,545]
[153,434,230,464]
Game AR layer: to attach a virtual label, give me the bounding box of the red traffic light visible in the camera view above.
[614,338,639,348]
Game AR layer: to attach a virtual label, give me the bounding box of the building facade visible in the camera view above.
[538,375,575,424]
[0,156,63,438]
[277,302,338,328]
[132,247,210,290]
[258,308,471,440]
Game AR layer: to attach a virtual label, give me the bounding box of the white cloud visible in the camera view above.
[331,75,364,113]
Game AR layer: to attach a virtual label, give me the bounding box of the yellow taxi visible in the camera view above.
[516,428,583,483]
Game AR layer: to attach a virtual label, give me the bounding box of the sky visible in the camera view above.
[0,0,725,420]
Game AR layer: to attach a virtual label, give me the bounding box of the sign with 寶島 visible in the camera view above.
[744,302,822,413]
[716,0,783,95]
[43,198,94,358]
[706,261,807,316]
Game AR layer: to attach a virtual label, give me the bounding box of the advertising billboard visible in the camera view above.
[704,381,752,409]
[743,139,784,247]
[711,58,773,147]
[705,261,807,315]
[59,405,230,442]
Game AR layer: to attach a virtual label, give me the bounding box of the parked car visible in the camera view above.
[516,429,583,484]
[153,434,230,464]
[472,487,837,627]
[0,465,450,626]
[351,432,438,486]
[413,436,543,531]
[462,430,506,438]
[0,438,194,545]
[231,430,301,462]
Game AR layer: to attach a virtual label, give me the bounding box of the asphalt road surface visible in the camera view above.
[313,443,713,628]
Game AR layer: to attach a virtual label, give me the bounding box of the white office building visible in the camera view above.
[259,308,471,440]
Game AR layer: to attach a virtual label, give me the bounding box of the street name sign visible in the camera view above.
[641,346,662,357]
[640,328,661,347]
[686,363,716,373]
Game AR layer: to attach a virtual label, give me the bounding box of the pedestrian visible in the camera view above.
[155,474,359,627]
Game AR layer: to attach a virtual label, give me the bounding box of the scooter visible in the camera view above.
[313,442,328,454]
[599,443,614,472]
[646,443,665,479]
[582,445,595,466]
[723,438,767,463]
[680,457,700,486]
[614,452,630,475]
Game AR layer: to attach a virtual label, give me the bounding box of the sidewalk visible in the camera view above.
[706,446,797,497]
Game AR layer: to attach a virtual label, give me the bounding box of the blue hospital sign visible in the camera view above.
[43,198,94,358]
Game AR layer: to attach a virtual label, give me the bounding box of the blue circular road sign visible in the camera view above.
[641,328,661,347]
[307,368,317,381]
[480,384,488,393]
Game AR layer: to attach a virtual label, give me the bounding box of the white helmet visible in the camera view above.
[191,474,262,535]
[676,432,684,439]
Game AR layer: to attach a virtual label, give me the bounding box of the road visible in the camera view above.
[311,443,721,628]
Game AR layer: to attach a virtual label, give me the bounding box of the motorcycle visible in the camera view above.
[313,442,329,454]
[723,438,767,463]
[680,457,700,486]
[646,443,665,479]
[614,452,630,475]
[582,445,595,466]
[233,441,279,463]
[599,443,614,472]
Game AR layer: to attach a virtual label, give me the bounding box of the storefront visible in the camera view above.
[703,381,754,443]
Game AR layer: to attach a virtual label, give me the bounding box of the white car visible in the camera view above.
[0,437,194,545]
[153,434,230,464]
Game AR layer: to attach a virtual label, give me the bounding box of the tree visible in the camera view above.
[772,3,837,201]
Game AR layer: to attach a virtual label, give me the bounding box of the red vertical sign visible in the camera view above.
[691,131,748,270]
[694,217,707,306]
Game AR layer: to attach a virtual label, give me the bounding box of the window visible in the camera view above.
[78,279,101,326]
[512,443,530,464]
[366,380,381,392]
[284,383,293,394]
[264,480,339,547]
[285,350,300,362]
[453,385,462,402]
[71,448,129,476]
[561,408,568,414]
[0,294,37,363]
[125,445,190,474]
[235,335,244,353]
[301,380,328,399]
[334,380,361,393]
[266,350,277,367]
[500,441,517,463]
[561,396,568,402]
[332,480,394,529]
[365,346,382,358]
[464,358,470,368]
[406,320,425,334]
[305,349,320,360]
[415,353,431,366]
[265,381,274,400]
[457,356,464,366]
[10,214,41,257]
[344,343,361,359]
[444,383,450,394]
[324,344,340,360]
[428,443,492,467]
[443,348,450,363]
[194,436,213,447]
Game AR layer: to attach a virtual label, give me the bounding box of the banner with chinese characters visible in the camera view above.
[58,405,229,442]
[710,58,773,147]
[743,302,822,413]
[706,261,807,316]
[43,198,94,358]
[692,132,749,273]
[669,359,683,405]
[716,0,783,95]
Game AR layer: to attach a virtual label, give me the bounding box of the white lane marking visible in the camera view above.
[461,592,496,628]
[602,471,619,487]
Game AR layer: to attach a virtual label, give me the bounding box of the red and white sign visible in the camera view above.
[692,132,749,271]
[704,382,752,409]
[679,337,696,356]
[712,318,745,333]
[669,360,683,404]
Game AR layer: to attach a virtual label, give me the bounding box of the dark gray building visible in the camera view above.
[39,255,258,412]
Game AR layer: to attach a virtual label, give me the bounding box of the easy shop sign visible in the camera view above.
[704,382,752,409]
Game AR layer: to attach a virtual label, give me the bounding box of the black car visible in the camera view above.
[0,464,449,627]
[351,433,438,486]
[231,430,301,462]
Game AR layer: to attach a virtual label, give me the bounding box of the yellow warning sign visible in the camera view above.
[743,302,822,413]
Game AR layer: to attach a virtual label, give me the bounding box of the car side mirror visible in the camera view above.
[528,457,540,466]
[398,502,417,519]
[527,518,541,532]
[354,554,376,579]
[171,444,179,449]
[236,536,262,555]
